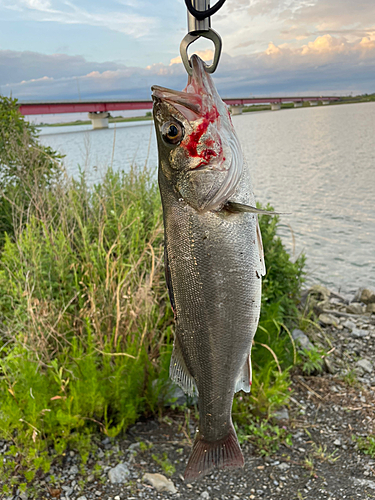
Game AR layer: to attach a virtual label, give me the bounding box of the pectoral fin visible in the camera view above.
[225,201,284,215]
[164,244,176,314]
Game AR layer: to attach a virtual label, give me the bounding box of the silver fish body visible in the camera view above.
[152,56,265,480]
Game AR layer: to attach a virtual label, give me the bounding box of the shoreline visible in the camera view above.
[34,95,375,128]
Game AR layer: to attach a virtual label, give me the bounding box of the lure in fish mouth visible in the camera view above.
[152,55,266,481]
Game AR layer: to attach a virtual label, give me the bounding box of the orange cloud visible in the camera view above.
[169,49,214,66]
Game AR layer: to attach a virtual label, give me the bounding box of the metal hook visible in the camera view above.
[180,28,222,76]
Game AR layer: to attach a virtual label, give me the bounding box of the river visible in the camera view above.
[38,102,375,295]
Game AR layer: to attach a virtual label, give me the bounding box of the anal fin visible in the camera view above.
[234,354,252,393]
[170,335,198,397]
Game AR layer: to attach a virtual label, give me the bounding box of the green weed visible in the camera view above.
[152,452,176,476]
[343,369,359,387]
[354,435,375,457]
[235,417,292,455]
[299,346,325,375]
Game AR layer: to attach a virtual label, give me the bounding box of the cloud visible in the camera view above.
[2,32,375,101]
[0,50,126,86]
[1,0,157,37]
[169,49,214,66]
[234,40,257,49]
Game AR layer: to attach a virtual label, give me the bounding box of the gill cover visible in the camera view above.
[152,55,243,212]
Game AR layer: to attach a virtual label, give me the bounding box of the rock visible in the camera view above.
[142,473,177,494]
[350,328,368,338]
[273,407,289,421]
[315,300,331,314]
[308,284,331,301]
[292,329,314,351]
[318,313,338,326]
[200,492,210,499]
[108,463,130,484]
[277,462,290,471]
[302,285,330,311]
[19,493,28,500]
[333,438,341,446]
[356,359,373,374]
[352,478,375,490]
[366,303,375,313]
[343,320,356,331]
[324,358,336,374]
[68,464,79,475]
[62,485,73,496]
[128,442,141,454]
[346,303,364,315]
[77,497,88,500]
[353,288,375,305]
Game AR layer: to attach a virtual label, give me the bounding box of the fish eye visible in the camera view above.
[162,121,184,145]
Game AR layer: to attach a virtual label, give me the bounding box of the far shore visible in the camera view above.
[36,94,375,128]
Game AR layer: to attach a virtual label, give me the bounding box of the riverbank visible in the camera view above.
[38,114,153,128]
[35,93,375,127]
[1,284,375,500]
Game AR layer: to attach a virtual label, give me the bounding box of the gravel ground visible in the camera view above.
[2,285,375,500]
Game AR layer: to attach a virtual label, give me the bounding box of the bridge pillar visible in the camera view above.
[321,100,330,105]
[271,103,281,111]
[88,112,110,129]
[294,101,303,108]
[309,101,318,106]
[229,105,243,115]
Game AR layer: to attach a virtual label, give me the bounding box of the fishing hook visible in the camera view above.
[180,29,222,76]
[180,0,226,75]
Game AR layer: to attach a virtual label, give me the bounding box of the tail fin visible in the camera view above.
[184,424,244,481]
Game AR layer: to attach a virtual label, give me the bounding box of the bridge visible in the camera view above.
[18,96,340,129]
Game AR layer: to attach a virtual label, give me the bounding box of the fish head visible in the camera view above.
[152,55,243,212]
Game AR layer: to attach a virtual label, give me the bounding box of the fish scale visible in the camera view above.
[152,55,265,481]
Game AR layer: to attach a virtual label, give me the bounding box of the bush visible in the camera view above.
[234,209,305,413]
[0,95,63,247]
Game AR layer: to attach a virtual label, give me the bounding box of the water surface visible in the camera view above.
[39,103,375,294]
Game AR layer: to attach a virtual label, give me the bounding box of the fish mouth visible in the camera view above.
[152,85,202,121]
[151,55,211,121]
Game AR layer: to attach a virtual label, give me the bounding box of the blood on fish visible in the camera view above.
[183,105,221,163]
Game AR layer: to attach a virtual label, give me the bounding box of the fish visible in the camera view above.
[151,55,266,481]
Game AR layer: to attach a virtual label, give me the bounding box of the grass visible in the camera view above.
[354,435,375,457]
[0,95,306,493]
[39,113,153,128]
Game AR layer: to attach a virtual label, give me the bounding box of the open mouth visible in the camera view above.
[151,85,202,121]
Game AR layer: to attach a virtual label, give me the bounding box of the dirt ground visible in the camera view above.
[2,286,375,500]
[115,374,375,500]
[18,371,373,500]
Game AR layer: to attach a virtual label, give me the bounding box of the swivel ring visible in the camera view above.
[180,28,222,76]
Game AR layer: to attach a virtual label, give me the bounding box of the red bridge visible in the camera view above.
[18,96,340,128]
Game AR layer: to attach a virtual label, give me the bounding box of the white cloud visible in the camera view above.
[2,32,374,101]
[1,0,157,37]
[23,0,52,10]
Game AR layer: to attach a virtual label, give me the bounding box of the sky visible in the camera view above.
[1,0,375,105]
